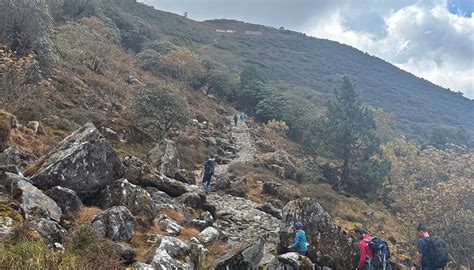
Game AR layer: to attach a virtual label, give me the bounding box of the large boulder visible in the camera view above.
[147,236,192,269]
[90,206,137,241]
[279,198,357,269]
[142,174,187,197]
[45,186,83,214]
[176,192,205,210]
[212,238,265,270]
[29,123,124,201]
[10,177,62,222]
[99,179,155,220]
[148,139,180,177]
[257,203,282,219]
[157,214,183,236]
[264,252,314,270]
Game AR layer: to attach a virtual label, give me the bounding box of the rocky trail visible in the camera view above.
[209,114,280,265]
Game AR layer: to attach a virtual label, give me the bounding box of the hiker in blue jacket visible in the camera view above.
[288,222,309,256]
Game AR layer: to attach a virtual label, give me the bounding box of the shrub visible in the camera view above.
[159,48,205,82]
[132,84,190,140]
[265,119,289,136]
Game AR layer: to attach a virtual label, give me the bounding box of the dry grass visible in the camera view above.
[130,231,153,263]
[158,209,185,224]
[74,207,102,225]
[177,227,200,241]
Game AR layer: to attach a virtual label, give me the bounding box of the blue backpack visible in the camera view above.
[365,237,391,270]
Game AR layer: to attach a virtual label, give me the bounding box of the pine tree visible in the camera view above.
[324,77,389,198]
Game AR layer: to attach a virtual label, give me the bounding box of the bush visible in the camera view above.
[159,48,205,82]
[132,84,190,140]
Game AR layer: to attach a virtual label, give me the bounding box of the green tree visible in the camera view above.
[324,77,389,198]
[132,84,190,140]
[236,66,270,112]
[205,69,239,101]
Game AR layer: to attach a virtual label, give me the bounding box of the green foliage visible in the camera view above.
[323,77,389,198]
[205,69,239,100]
[132,84,190,140]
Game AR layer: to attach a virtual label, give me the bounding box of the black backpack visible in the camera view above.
[425,236,449,268]
[204,159,215,175]
[366,237,391,270]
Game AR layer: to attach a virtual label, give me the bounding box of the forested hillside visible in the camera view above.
[98,0,473,145]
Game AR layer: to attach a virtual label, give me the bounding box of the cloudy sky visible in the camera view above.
[140,0,474,98]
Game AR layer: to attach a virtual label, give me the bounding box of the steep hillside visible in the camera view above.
[101,1,473,143]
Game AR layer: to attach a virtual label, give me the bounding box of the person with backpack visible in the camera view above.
[201,155,216,192]
[287,222,309,256]
[233,114,238,126]
[354,227,392,270]
[354,227,375,270]
[411,224,448,270]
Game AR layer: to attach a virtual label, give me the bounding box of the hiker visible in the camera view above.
[354,227,374,270]
[239,112,246,121]
[287,222,308,256]
[201,155,216,191]
[233,114,238,126]
[411,224,448,270]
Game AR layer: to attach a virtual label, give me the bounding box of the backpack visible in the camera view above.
[204,159,215,175]
[425,236,449,268]
[366,237,391,270]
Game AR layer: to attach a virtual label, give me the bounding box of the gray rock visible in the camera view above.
[279,198,357,269]
[189,237,208,267]
[257,203,282,219]
[99,179,155,220]
[90,206,137,241]
[271,150,298,180]
[190,211,214,230]
[264,252,314,270]
[116,242,136,265]
[122,156,153,184]
[176,192,204,210]
[45,186,82,214]
[174,169,197,185]
[30,123,124,201]
[148,139,180,177]
[157,214,183,236]
[147,174,187,197]
[147,236,191,269]
[101,127,120,141]
[29,218,66,244]
[10,177,62,222]
[0,146,36,178]
[197,226,219,245]
[133,262,155,270]
[213,238,264,270]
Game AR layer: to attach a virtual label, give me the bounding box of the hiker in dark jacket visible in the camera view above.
[201,156,215,191]
[287,222,308,256]
[233,114,238,126]
[353,227,374,270]
[411,224,443,270]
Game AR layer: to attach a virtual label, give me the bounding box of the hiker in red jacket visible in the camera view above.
[354,227,374,270]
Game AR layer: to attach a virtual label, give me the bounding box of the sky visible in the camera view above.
[140,0,474,98]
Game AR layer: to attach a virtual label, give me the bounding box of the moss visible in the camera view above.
[0,200,23,224]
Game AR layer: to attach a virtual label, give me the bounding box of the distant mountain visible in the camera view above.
[104,0,474,142]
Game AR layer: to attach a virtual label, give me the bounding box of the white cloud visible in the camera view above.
[307,1,474,98]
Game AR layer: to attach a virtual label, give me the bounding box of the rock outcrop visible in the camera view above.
[30,123,124,201]
[147,236,192,269]
[90,206,137,241]
[45,186,82,214]
[10,177,62,222]
[148,139,180,177]
[279,198,357,269]
[212,238,265,270]
[264,252,314,270]
[99,179,155,220]
[0,146,36,177]
[197,226,220,245]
